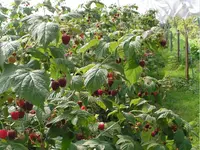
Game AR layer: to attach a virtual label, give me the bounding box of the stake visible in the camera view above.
[185,31,189,80]
[177,30,180,61]
[170,31,173,51]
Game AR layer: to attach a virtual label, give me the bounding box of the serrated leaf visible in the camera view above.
[122,112,136,123]
[178,139,192,150]
[125,66,142,84]
[103,62,125,75]
[0,49,5,69]
[95,41,110,58]
[55,58,74,69]
[61,12,83,19]
[76,63,95,74]
[10,69,49,107]
[0,64,17,94]
[79,39,99,53]
[49,46,65,58]
[1,40,20,57]
[8,141,28,150]
[71,116,78,125]
[174,129,185,144]
[109,41,119,52]
[25,59,41,69]
[70,76,84,91]
[116,135,143,150]
[23,15,60,47]
[84,68,107,92]
[31,22,60,47]
[130,98,141,106]
[96,100,106,110]
[62,135,72,150]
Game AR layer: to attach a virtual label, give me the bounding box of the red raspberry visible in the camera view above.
[11,111,20,120]
[7,130,17,140]
[98,122,105,130]
[0,130,7,139]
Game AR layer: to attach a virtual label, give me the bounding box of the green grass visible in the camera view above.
[162,89,199,121]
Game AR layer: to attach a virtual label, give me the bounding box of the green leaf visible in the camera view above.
[24,16,60,47]
[0,49,5,69]
[174,129,185,144]
[84,68,107,92]
[103,62,125,75]
[1,41,20,57]
[79,39,99,53]
[26,48,49,60]
[116,135,143,150]
[76,64,95,74]
[122,112,136,123]
[130,98,142,106]
[0,64,17,94]
[49,46,65,58]
[147,143,165,150]
[70,76,84,91]
[71,116,78,125]
[62,135,72,150]
[25,59,41,69]
[125,66,142,84]
[95,41,110,58]
[8,142,28,150]
[178,139,192,150]
[96,100,106,110]
[109,41,119,52]
[11,69,49,107]
[95,2,105,8]
[61,12,83,19]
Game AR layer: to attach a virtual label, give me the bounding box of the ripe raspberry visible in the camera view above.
[145,123,150,129]
[29,133,37,141]
[62,33,70,45]
[77,101,83,107]
[16,99,25,108]
[97,89,103,96]
[108,79,114,87]
[23,101,33,112]
[110,90,118,96]
[160,39,167,47]
[138,92,142,97]
[11,111,19,120]
[7,130,17,140]
[98,122,105,130]
[0,130,7,139]
[151,131,156,137]
[139,60,145,67]
[19,111,25,118]
[76,133,84,140]
[152,91,159,96]
[81,106,86,110]
[107,72,114,78]
[51,80,60,91]
[58,78,67,87]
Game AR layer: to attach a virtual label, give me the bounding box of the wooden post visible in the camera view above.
[177,30,180,61]
[170,31,173,51]
[185,31,189,80]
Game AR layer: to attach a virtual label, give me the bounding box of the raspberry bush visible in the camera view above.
[0,0,195,150]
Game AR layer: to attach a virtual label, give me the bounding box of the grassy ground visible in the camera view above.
[163,89,199,121]
[160,48,199,148]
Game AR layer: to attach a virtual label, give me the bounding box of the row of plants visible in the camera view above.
[0,0,197,149]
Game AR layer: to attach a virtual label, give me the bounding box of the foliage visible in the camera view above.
[0,0,197,150]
